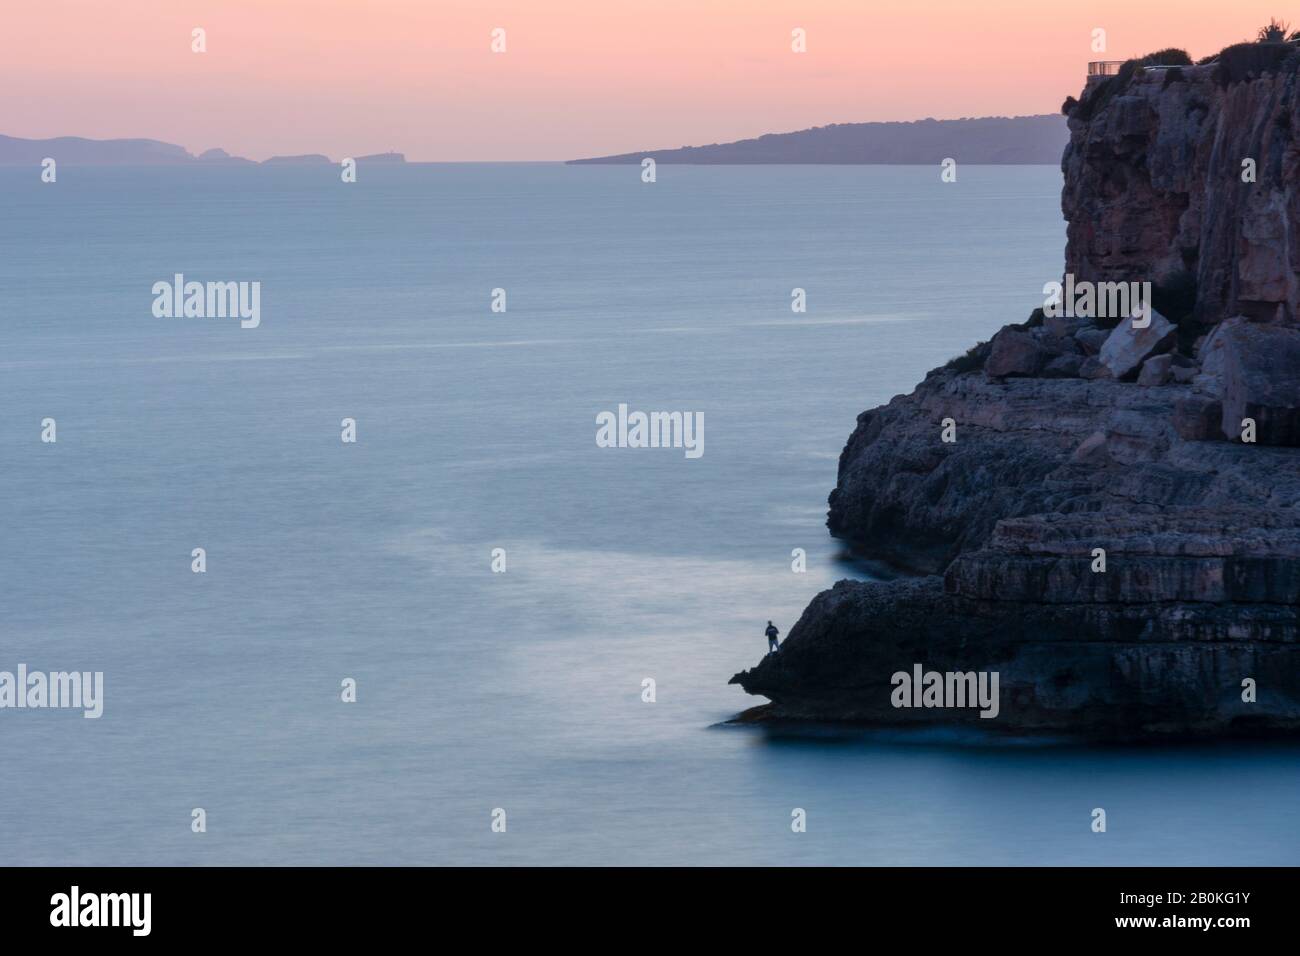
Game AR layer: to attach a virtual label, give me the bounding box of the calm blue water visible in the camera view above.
[2,164,1296,865]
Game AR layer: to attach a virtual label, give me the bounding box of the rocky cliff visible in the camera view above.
[1062,49,1300,326]
[731,44,1300,739]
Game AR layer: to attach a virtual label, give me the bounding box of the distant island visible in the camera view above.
[0,134,405,166]
[568,115,1068,165]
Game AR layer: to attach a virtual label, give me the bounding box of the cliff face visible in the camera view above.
[731,51,1300,739]
[1062,59,1300,324]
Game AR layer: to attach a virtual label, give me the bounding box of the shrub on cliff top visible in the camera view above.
[941,339,993,375]
[1200,41,1300,84]
[1139,48,1194,67]
[1256,18,1300,42]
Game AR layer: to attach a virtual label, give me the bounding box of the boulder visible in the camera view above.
[1079,356,1113,380]
[1045,313,1089,340]
[1193,316,1247,395]
[985,327,1050,378]
[1219,321,1300,445]
[1137,353,1173,386]
[1043,353,1083,378]
[1098,310,1177,380]
[1074,327,1109,355]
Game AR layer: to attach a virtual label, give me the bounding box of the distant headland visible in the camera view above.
[0,134,405,167]
[568,114,1068,165]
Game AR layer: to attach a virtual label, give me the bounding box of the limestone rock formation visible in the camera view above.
[732,44,1300,738]
[1098,311,1176,379]
[732,360,1300,737]
[1061,53,1300,325]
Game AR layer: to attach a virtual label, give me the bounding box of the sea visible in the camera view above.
[2,163,1296,865]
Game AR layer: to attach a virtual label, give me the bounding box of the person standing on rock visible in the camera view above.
[765,621,780,653]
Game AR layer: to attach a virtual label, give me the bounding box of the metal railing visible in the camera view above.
[1087,60,1125,76]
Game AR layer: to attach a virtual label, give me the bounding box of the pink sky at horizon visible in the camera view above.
[1,1,1292,161]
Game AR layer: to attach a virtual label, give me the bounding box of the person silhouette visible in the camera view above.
[765,620,780,653]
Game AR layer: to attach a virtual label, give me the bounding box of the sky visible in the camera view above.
[1,1,1293,161]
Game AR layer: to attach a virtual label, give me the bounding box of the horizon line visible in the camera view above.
[1,112,1068,166]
